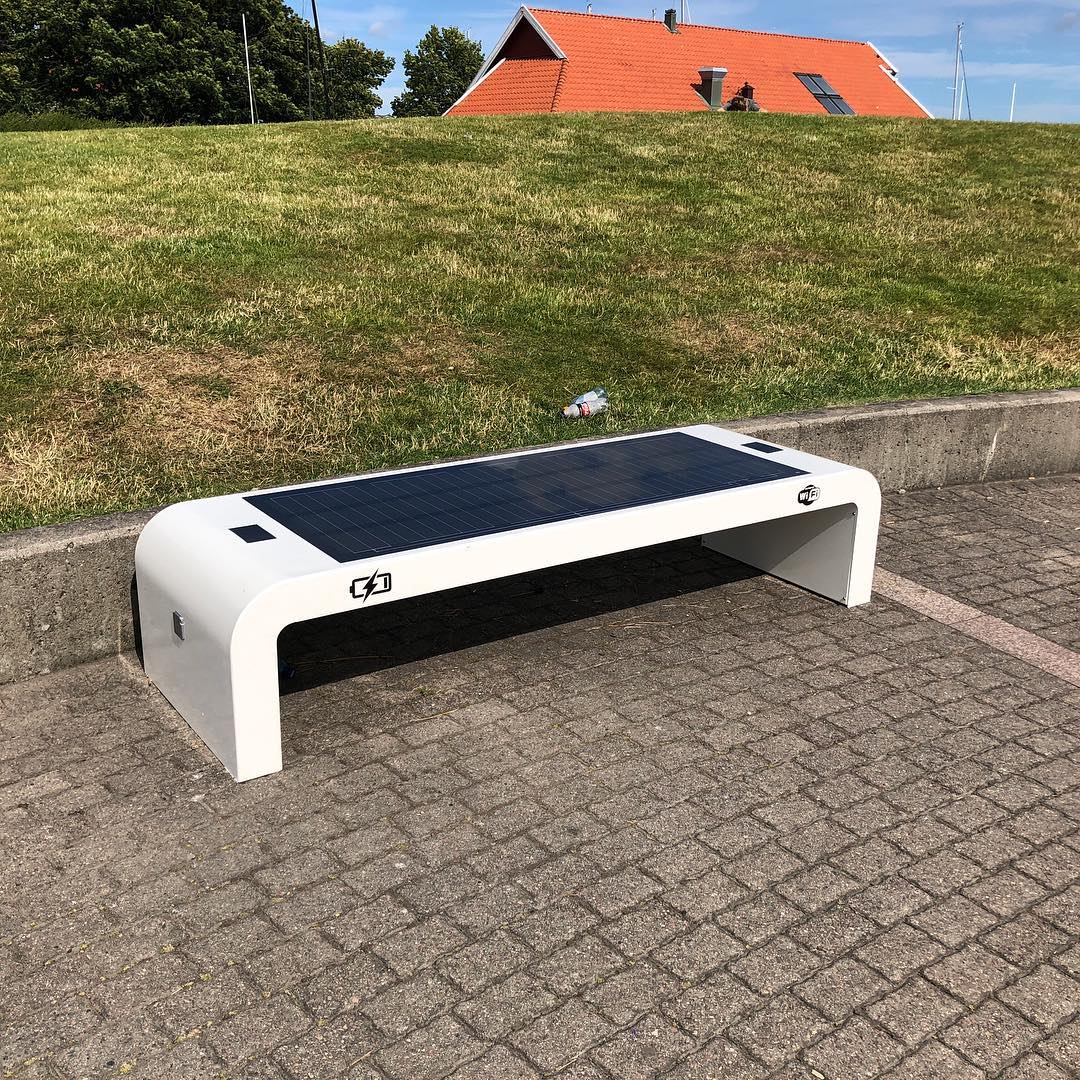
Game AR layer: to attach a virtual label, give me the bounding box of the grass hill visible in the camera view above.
[1,112,1078,530]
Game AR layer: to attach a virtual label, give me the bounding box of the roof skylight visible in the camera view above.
[794,73,856,115]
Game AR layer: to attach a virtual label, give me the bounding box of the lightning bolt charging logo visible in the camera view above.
[350,569,392,602]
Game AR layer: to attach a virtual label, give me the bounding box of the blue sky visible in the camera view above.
[296,1,1079,122]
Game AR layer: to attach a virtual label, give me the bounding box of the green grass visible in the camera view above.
[1,112,1078,531]
[0,110,119,132]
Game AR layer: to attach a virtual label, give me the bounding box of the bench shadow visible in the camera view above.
[130,572,143,667]
[277,538,759,695]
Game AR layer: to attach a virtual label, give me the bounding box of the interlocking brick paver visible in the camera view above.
[664,866,749,919]
[652,921,742,980]
[50,1016,174,1079]
[729,935,822,994]
[599,897,690,958]
[663,970,762,1038]
[965,866,1049,916]
[377,1014,483,1079]
[942,1000,1041,1071]
[730,993,830,1068]
[1040,1017,1080,1073]
[883,1040,984,1079]
[866,976,965,1045]
[451,1045,541,1079]
[509,1000,615,1073]
[856,924,946,981]
[805,1017,906,1079]
[205,995,313,1066]
[666,1041,769,1079]
[440,929,533,993]
[551,1064,609,1080]
[999,964,1080,1029]
[910,893,998,947]
[719,890,802,946]
[878,477,1080,651]
[4,475,1080,1077]
[795,957,890,1023]
[245,926,342,990]
[778,862,862,912]
[928,941,1021,1006]
[149,965,261,1035]
[373,916,468,976]
[789,901,879,957]
[584,960,680,1025]
[1037,884,1080,936]
[364,969,462,1037]
[1000,1054,1072,1079]
[456,972,558,1040]
[273,1010,384,1076]
[532,933,623,995]
[981,912,1071,966]
[590,1012,695,1078]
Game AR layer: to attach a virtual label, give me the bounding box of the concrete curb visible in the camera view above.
[726,388,1080,491]
[2,388,1078,684]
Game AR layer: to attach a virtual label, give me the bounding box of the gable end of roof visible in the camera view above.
[447,6,567,116]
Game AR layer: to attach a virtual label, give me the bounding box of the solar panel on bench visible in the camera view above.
[245,431,808,563]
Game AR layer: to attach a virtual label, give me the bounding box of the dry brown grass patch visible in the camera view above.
[66,343,331,455]
[671,313,770,359]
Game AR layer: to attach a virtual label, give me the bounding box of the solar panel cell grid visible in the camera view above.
[245,432,808,563]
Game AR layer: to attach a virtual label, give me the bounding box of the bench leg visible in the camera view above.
[703,503,877,607]
[226,618,285,781]
[138,573,284,781]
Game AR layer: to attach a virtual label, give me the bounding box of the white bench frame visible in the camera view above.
[136,425,880,781]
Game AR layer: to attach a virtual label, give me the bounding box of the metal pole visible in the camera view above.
[242,14,255,124]
[310,0,333,120]
[1009,82,1017,122]
[951,22,962,121]
[305,21,313,120]
[681,0,691,22]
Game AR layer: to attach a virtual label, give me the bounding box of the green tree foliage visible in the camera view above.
[0,0,35,112]
[0,0,392,125]
[325,38,394,119]
[391,26,483,117]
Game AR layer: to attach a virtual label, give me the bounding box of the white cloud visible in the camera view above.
[311,3,407,41]
[1015,99,1080,122]
[889,48,1080,87]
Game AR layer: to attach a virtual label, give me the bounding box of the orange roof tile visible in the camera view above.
[451,58,566,116]
[447,7,929,119]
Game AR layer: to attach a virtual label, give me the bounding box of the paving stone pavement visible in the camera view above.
[879,475,1080,652]
[1,474,1078,1079]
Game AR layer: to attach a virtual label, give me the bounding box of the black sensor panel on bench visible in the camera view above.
[245,432,809,563]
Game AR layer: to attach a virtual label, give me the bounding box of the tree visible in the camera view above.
[0,0,392,125]
[27,0,246,124]
[325,38,394,119]
[391,26,483,118]
[0,0,37,112]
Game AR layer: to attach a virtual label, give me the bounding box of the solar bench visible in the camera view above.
[136,426,880,781]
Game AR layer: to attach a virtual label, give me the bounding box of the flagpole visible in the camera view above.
[242,14,255,124]
[951,22,963,121]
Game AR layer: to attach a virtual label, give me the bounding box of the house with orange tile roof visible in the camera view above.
[446,7,931,119]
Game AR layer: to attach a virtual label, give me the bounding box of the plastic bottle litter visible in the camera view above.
[562,387,608,419]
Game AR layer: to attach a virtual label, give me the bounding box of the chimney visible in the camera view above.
[698,67,728,109]
[664,8,678,32]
